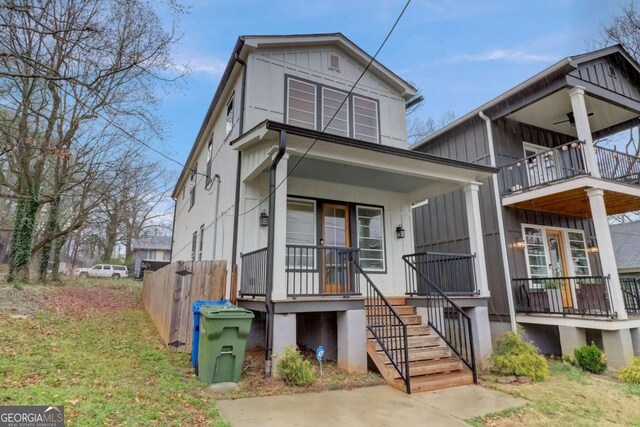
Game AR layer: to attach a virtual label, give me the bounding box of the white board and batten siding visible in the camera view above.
[244,46,409,149]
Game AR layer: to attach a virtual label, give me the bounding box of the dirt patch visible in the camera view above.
[0,286,45,317]
[42,285,141,318]
[211,348,384,399]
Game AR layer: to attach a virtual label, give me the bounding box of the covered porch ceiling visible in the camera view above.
[506,88,639,138]
[502,176,640,218]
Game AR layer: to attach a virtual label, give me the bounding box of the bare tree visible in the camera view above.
[0,0,183,280]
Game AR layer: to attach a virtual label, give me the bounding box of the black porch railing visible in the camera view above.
[621,277,640,315]
[512,276,615,318]
[239,247,268,297]
[285,245,361,298]
[595,146,640,185]
[405,252,477,296]
[498,140,588,196]
[403,253,477,383]
[361,264,411,394]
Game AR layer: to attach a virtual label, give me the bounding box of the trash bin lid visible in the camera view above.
[192,300,232,313]
[199,305,254,319]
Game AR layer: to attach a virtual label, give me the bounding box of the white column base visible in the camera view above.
[467,306,493,363]
[272,313,297,358]
[337,309,367,373]
[602,329,635,368]
[631,328,640,357]
[558,325,586,357]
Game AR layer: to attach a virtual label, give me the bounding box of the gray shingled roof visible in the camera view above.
[611,221,640,271]
[131,236,172,251]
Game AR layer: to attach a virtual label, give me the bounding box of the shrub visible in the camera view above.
[619,357,640,384]
[574,343,607,374]
[490,331,549,382]
[276,345,317,386]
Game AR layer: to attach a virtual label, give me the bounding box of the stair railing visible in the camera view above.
[403,253,477,383]
[358,263,411,394]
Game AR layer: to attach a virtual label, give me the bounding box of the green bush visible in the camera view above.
[490,331,549,382]
[619,357,640,384]
[276,345,317,386]
[574,343,607,374]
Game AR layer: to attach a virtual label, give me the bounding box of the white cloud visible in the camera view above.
[445,49,558,64]
[175,56,227,78]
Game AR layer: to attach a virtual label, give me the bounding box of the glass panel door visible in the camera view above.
[546,229,573,307]
[322,204,350,294]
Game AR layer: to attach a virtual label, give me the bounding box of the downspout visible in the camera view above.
[211,174,221,261]
[479,111,517,332]
[264,129,286,377]
[231,54,247,269]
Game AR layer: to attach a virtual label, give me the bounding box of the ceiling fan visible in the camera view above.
[553,111,594,126]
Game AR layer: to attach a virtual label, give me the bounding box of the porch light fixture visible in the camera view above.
[259,210,269,227]
[396,225,406,239]
[587,244,599,254]
[513,237,526,250]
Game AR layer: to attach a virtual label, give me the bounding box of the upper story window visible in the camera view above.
[206,136,213,188]
[353,95,379,144]
[198,224,204,261]
[322,88,349,137]
[285,76,380,143]
[189,163,197,209]
[226,94,234,136]
[287,78,317,130]
[191,231,197,261]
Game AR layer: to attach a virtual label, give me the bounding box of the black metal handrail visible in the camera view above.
[405,252,477,296]
[595,146,640,185]
[360,263,411,394]
[239,247,268,297]
[512,276,615,318]
[621,277,640,315]
[403,253,477,383]
[286,245,361,298]
[498,140,588,196]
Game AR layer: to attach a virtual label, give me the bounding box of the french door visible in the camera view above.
[321,204,351,294]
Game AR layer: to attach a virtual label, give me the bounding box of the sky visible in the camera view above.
[154,0,626,170]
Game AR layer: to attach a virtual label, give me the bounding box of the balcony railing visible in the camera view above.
[286,245,361,298]
[595,146,640,185]
[498,140,588,196]
[239,247,268,297]
[513,276,615,318]
[621,277,640,315]
[404,252,478,296]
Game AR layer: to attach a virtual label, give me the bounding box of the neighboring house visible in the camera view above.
[412,44,640,368]
[611,221,640,276]
[132,236,172,278]
[171,33,497,392]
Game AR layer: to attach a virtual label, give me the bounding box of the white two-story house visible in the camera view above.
[170,34,497,393]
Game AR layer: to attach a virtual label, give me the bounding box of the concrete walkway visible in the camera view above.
[216,385,527,426]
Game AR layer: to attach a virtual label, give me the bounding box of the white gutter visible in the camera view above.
[479,110,517,332]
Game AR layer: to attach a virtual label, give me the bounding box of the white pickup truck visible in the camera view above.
[74,264,128,279]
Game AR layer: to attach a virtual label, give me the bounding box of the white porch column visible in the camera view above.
[463,182,490,297]
[586,188,627,319]
[271,153,289,301]
[569,86,600,178]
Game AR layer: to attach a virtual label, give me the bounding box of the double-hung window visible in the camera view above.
[286,199,316,269]
[356,206,385,271]
[322,88,349,137]
[189,164,197,209]
[198,224,204,261]
[524,226,548,284]
[225,95,234,136]
[568,231,590,276]
[353,95,379,143]
[206,136,213,188]
[191,231,197,261]
[287,78,316,129]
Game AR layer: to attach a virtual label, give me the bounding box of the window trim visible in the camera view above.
[191,231,197,261]
[286,77,317,130]
[205,135,214,189]
[198,224,204,261]
[352,94,380,144]
[225,93,235,137]
[521,223,593,285]
[355,205,386,273]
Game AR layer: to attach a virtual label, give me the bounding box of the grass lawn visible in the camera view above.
[467,360,640,427]
[0,277,383,426]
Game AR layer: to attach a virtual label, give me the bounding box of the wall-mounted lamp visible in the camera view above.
[513,237,526,250]
[396,225,405,239]
[587,244,599,254]
[259,210,269,227]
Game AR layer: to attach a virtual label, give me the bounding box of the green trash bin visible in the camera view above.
[197,305,254,384]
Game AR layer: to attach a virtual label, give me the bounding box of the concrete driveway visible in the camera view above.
[216,385,527,427]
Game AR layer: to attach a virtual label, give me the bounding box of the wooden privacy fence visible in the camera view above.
[142,260,227,353]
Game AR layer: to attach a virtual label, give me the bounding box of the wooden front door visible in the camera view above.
[546,229,573,307]
[321,204,350,294]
